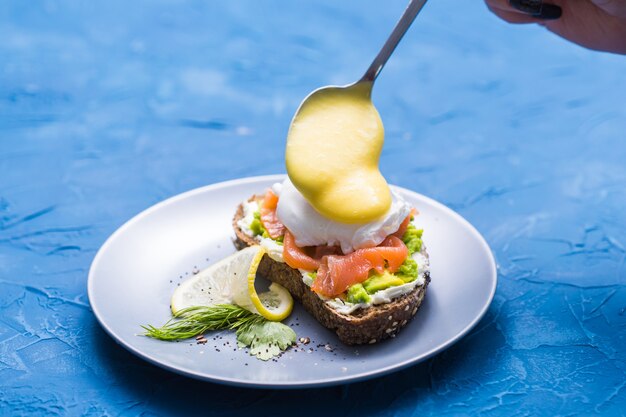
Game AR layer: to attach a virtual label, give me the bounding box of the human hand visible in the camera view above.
[485,0,626,54]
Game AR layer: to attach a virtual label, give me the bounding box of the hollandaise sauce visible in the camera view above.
[285,82,391,224]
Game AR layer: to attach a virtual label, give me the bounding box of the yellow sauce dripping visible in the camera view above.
[285,82,391,224]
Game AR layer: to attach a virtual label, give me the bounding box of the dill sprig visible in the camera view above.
[141,304,264,341]
[141,304,297,360]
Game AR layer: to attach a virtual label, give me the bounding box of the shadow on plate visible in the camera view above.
[90,302,503,415]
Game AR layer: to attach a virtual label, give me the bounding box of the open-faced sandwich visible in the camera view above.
[233,178,430,345]
[231,56,432,346]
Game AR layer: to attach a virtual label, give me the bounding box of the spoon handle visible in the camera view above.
[360,0,428,83]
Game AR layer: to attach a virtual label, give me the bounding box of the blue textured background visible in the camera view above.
[1,0,625,415]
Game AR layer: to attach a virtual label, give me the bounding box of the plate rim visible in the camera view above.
[88,174,497,389]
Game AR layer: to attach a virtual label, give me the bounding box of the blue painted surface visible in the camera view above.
[1,0,625,415]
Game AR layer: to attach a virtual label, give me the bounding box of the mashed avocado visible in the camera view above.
[250,211,267,236]
[396,257,418,283]
[346,283,371,304]
[362,271,405,293]
[402,224,423,255]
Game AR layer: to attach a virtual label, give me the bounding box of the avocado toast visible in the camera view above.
[232,191,431,345]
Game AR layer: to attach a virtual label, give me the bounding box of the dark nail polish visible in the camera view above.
[508,0,562,20]
[538,4,562,20]
[509,0,542,15]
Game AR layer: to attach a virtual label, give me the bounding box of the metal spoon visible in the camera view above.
[285,0,429,223]
[360,0,428,85]
[291,0,428,108]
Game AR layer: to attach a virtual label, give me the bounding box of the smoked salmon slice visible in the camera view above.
[393,208,417,238]
[284,231,343,271]
[312,235,408,298]
[260,190,285,239]
[283,230,321,271]
[313,244,342,259]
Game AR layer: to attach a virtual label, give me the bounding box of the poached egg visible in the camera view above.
[275,178,410,254]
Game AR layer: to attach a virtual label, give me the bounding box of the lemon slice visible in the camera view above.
[249,281,294,322]
[170,246,260,314]
[170,245,293,322]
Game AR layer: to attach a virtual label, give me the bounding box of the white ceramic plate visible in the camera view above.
[88,175,496,388]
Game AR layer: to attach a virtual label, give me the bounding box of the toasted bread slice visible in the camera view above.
[232,198,431,345]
